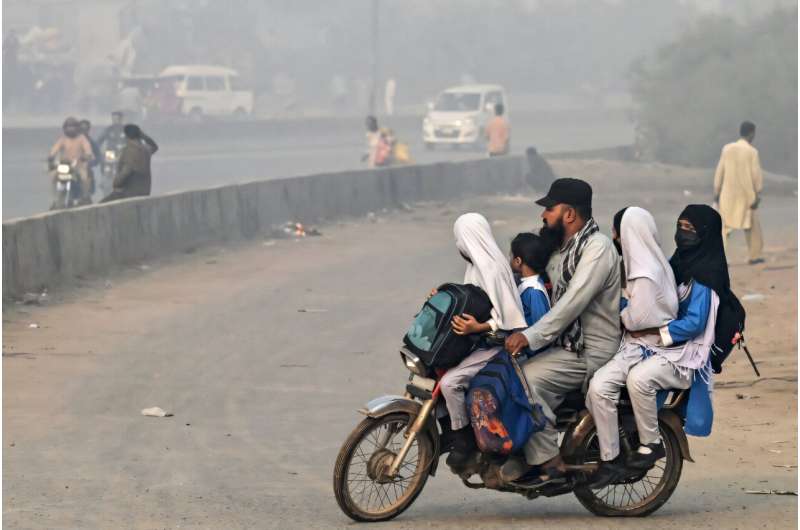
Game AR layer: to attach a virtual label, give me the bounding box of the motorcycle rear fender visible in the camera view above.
[358,395,441,476]
[561,409,693,463]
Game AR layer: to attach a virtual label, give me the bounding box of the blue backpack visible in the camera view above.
[466,351,550,456]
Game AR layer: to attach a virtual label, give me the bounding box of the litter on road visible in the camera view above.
[741,293,766,302]
[21,291,48,305]
[141,407,173,418]
[279,221,322,238]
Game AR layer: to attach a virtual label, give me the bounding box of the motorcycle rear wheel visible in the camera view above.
[572,420,683,517]
[333,412,434,522]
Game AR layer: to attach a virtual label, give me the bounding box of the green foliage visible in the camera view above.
[630,7,798,176]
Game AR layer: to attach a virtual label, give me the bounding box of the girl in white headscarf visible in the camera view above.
[585,207,682,488]
[439,213,528,468]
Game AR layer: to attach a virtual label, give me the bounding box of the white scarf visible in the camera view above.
[454,213,527,330]
[620,207,679,324]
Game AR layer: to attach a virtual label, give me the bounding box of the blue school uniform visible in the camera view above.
[517,275,551,357]
[654,281,715,437]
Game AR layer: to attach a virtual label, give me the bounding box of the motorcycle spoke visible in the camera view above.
[343,414,430,516]
[597,486,613,501]
[620,484,631,507]
[625,483,637,506]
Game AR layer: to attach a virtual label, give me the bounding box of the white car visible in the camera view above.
[158,65,254,120]
[422,84,508,149]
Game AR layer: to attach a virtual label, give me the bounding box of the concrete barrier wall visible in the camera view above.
[3,156,526,298]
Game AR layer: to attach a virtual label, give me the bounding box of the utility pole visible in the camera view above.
[368,0,379,116]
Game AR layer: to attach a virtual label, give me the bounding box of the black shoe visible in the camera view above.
[627,442,666,470]
[748,258,765,265]
[588,455,626,489]
[445,427,476,469]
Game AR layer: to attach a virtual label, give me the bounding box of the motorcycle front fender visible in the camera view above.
[358,395,421,418]
[358,394,441,476]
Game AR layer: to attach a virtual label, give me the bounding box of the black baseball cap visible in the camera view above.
[535,178,592,208]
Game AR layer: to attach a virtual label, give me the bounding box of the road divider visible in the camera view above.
[3,156,526,298]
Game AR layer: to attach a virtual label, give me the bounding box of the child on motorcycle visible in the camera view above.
[437,213,528,469]
[509,232,554,356]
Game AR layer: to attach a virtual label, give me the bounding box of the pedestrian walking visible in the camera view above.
[713,121,764,264]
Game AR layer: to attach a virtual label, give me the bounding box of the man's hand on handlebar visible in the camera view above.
[505,332,529,357]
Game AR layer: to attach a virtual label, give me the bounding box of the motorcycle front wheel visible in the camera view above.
[333,412,434,522]
[572,419,683,517]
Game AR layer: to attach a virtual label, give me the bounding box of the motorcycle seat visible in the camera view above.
[552,387,690,427]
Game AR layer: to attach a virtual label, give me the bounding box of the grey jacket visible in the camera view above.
[522,231,622,373]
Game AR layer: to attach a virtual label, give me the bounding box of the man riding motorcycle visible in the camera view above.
[79,119,101,198]
[97,111,127,195]
[48,117,95,207]
[334,179,702,521]
[504,178,622,485]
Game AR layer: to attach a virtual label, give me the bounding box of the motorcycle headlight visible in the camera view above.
[400,348,426,377]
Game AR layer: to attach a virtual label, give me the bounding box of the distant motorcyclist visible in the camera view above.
[48,117,94,207]
[97,111,127,195]
[79,119,101,197]
[97,111,126,149]
[100,124,159,203]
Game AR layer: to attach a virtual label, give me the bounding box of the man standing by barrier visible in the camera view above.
[101,124,159,203]
[714,121,764,265]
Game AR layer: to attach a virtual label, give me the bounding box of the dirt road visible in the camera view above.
[3,160,796,529]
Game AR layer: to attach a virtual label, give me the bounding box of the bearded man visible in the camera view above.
[504,178,622,486]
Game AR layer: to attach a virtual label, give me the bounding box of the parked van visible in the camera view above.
[422,84,508,149]
[157,65,254,120]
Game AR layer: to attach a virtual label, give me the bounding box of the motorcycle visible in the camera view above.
[49,159,81,210]
[101,142,124,197]
[333,344,692,522]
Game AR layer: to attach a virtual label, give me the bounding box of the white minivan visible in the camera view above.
[158,65,254,119]
[422,84,508,149]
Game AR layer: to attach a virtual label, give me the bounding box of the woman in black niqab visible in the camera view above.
[669,204,730,298]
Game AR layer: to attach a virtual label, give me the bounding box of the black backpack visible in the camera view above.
[710,291,746,374]
[403,283,493,369]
